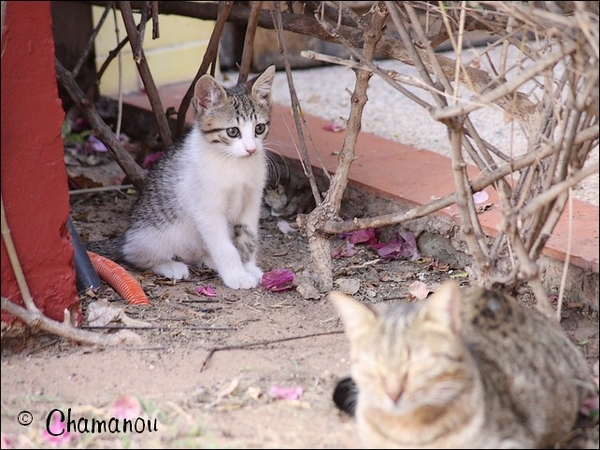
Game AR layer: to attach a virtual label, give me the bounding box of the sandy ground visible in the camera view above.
[1,154,598,448]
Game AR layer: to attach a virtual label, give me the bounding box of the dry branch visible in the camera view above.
[118,1,173,148]
[237,1,263,84]
[174,1,232,138]
[88,1,538,122]
[55,58,147,190]
[301,2,387,291]
[272,2,322,206]
[199,330,342,372]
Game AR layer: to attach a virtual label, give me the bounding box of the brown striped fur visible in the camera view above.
[330,281,592,448]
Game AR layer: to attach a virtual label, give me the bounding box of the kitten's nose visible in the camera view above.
[246,148,256,155]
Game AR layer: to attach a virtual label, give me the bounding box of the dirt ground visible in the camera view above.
[1,150,599,449]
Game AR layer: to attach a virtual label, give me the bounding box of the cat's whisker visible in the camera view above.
[264,147,289,186]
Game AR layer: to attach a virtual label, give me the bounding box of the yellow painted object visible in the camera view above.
[92,5,216,96]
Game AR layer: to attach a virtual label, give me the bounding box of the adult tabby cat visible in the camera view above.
[89,66,275,289]
[329,281,592,449]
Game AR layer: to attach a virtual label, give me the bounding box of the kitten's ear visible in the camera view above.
[417,281,462,333]
[193,74,227,111]
[329,291,377,341]
[248,65,275,107]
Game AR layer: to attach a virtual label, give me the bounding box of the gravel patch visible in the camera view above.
[245,45,599,206]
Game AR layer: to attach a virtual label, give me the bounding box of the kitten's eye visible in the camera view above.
[255,123,266,135]
[226,127,240,138]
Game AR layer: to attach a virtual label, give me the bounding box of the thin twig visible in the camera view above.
[134,0,149,62]
[112,3,124,139]
[199,330,343,372]
[175,1,233,139]
[555,188,574,322]
[151,0,159,38]
[314,123,599,234]
[272,1,322,205]
[72,1,114,79]
[237,1,263,84]
[518,161,599,220]
[69,184,135,196]
[1,197,35,311]
[334,258,383,277]
[431,42,577,122]
[55,58,147,190]
[80,325,237,331]
[95,15,151,82]
[118,0,173,148]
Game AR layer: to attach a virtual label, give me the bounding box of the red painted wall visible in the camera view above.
[1,2,80,324]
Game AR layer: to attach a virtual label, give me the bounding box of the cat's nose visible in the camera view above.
[246,148,256,155]
[387,390,402,403]
[386,386,403,403]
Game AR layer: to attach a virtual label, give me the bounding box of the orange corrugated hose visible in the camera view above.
[87,251,150,306]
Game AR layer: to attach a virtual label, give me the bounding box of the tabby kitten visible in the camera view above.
[329,281,592,449]
[91,66,275,289]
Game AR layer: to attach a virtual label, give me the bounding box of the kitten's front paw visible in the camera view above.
[152,261,190,280]
[221,270,259,290]
[245,263,264,282]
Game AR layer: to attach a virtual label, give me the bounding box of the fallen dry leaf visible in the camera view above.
[408,280,429,300]
[195,285,217,297]
[217,378,240,399]
[87,299,122,327]
[246,386,262,400]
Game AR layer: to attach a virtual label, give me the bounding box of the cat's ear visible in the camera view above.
[329,291,377,341]
[417,281,462,333]
[248,65,275,107]
[193,74,228,111]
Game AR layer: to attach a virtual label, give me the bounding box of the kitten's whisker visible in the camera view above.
[264,148,289,186]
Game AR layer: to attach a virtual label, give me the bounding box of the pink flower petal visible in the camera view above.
[473,190,490,204]
[195,285,217,297]
[322,122,345,132]
[372,231,420,261]
[110,395,142,420]
[143,151,164,169]
[1,432,13,449]
[338,228,378,245]
[399,231,421,260]
[87,135,108,152]
[373,241,404,260]
[268,385,303,400]
[42,412,72,445]
[261,269,295,292]
[332,241,357,259]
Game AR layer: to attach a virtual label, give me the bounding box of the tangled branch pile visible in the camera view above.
[293,1,598,320]
[61,1,598,321]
